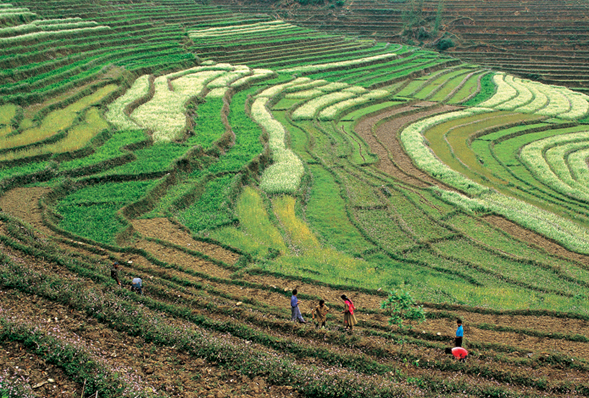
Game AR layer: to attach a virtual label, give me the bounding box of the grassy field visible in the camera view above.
[1,0,589,397]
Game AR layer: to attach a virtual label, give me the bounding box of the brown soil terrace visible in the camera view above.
[0,339,81,397]
[354,103,460,188]
[132,218,240,266]
[0,289,298,398]
[2,183,589,395]
[3,187,589,338]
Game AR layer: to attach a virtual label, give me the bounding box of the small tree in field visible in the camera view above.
[380,290,426,352]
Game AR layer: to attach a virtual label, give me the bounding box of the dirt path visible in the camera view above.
[133,238,234,279]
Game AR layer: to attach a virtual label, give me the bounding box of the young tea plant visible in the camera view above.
[380,290,426,352]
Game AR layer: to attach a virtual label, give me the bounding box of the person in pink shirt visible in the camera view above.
[341,294,357,333]
[446,347,468,362]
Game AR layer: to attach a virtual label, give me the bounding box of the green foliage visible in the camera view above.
[59,180,157,205]
[380,290,426,330]
[296,0,325,5]
[209,186,287,258]
[207,88,264,174]
[58,130,147,171]
[57,202,127,244]
[186,97,226,150]
[464,73,496,106]
[101,143,189,176]
[402,0,425,31]
[433,0,444,36]
[436,38,454,51]
[178,174,237,233]
[57,180,157,244]
[306,164,374,254]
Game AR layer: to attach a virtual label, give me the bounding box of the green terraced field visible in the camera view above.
[2,1,589,397]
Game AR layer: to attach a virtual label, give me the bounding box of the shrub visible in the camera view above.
[436,38,454,51]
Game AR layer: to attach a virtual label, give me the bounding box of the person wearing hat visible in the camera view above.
[111,261,121,286]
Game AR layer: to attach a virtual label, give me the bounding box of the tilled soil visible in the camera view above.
[0,254,298,397]
[0,187,52,234]
[133,238,234,279]
[132,218,240,266]
[373,104,461,187]
[354,103,460,188]
[0,340,81,397]
[144,274,589,396]
[236,273,589,360]
[3,186,589,396]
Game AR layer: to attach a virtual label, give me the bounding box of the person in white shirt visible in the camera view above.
[131,277,143,295]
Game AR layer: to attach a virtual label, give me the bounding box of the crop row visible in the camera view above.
[397,106,589,253]
[519,131,589,203]
[23,194,589,390]
[472,122,589,217]
[131,70,227,142]
[319,90,391,120]
[0,313,151,398]
[479,72,589,119]
[106,75,152,131]
[251,85,305,194]
[5,213,588,397]
[0,84,117,154]
[266,94,589,309]
[0,218,438,398]
[189,20,294,39]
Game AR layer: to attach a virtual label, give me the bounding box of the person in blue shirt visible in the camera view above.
[290,289,306,324]
[455,318,464,347]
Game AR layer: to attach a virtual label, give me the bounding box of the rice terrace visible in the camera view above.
[3,0,589,396]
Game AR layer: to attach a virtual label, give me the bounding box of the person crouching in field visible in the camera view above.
[313,300,329,329]
[455,318,464,347]
[341,295,357,333]
[131,277,143,295]
[446,347,468,362]
[290,289,306,323]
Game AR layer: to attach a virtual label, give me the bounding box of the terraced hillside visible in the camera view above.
[212,0,589,91]
[1,0,589,397]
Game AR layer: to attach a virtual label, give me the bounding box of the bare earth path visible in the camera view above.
[354,102,459,187]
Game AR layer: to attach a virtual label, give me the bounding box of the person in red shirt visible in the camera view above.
[445,347,468,362]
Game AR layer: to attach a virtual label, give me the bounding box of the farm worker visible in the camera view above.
[131,277,143,295]
[111,262,121,286]
[312,299,330,329]
[290,289,306,323]
[341,294,357,332]
[445,347,468,362]
[455,318,464,347]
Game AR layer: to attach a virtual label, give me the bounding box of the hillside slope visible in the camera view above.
[211,0,589,91]
[1,0,589,397]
